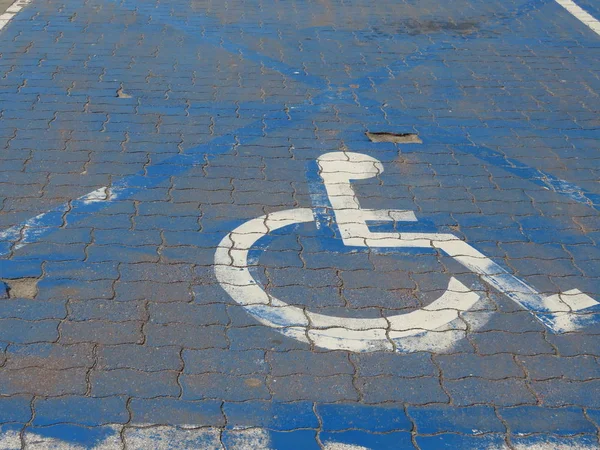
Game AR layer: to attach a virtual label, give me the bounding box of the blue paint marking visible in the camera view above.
[6,401,598,449]
[28,425,115,448]
[1,0,599,445]
[451,142,600,209]
[318,403,412,432]
[2,0,598,259]
[110,0,329,91]
[0,108,291,256]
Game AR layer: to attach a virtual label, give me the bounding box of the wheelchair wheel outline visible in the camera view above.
[214,207,482,352]
[215,151,598,351]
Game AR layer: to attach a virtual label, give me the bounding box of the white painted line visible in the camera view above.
[16,424,275,449]
[555,0,600,36]
[0,0,31,32]
[0,185,116,254]
[4,424,600,449]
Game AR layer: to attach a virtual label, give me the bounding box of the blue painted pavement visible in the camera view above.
[0,0,599,447]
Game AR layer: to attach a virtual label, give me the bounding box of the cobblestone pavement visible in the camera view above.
[0,0,599,448]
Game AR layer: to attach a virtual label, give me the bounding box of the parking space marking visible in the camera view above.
[215,151,599,351]
[556,0,600,35]
[0,0,30,32]
[4,416,600,449]
[0,0,599,443]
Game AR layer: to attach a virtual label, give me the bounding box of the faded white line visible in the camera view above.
[11,425,600,449]
[0,0,31,32]
[555,0,600,36]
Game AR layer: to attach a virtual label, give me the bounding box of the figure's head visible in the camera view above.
[317,151,384,183]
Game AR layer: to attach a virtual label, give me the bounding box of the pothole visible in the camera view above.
[366,131,422,144]
[1,278,39,299]
[116,86,132,99]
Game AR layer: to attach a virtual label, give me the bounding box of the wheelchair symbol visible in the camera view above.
[215,152,599,352]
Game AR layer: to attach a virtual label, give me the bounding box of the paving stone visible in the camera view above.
[0,260,42,279]
[408,405,505,434]
[267,350,353,376]
[114,281,193,303]
[91,369,180,398]
[0,368,87,396]
[223,429,321,450]
[5,343,94,369]
[350,352,437,377]
[0,281,9,299]
[35,279,114,301]
[510,435,599,450]
[417,434,507,450]
[340,269,415,290]
[356,376,448,405]
[60,320,143,345]
[444,378,536,406]
[270,374,359,402]
[118,263,193,283]
[587,409,600,428]
[224,401,318,430]
[302,252,373,270]
[462,311,545,332]
[317,403,411,432]
[533,380,600,408]
[182,373,270,401]
[517,355,600,381]
[12,243,84,262]
[24,424,123,449]
[227,326,307,351]
[545,333,600,357]
[499,406,595,435]
[268,267,340,288]
[86,245,160,264]
[435,353,524,379]
[183,348,266,375]
[130,398,225,426]
[34,396,128,426]
[68,299,146,322]
[97,345,183,372]
[0,396,33,424]
[320,431,414,450]
[44,261,119,281]
[124,426,221,450]
[93,230,162,246]
[149,302,229,325]
[145,324,228,348]
[471,331,555,355]
[0,319,59,344]
[509,258,584,278]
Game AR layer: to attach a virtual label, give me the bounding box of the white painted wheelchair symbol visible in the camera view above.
[215,152,599,352]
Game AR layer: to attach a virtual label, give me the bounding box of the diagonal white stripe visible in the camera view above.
[555,0,600,35]
[0,0,31,32]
